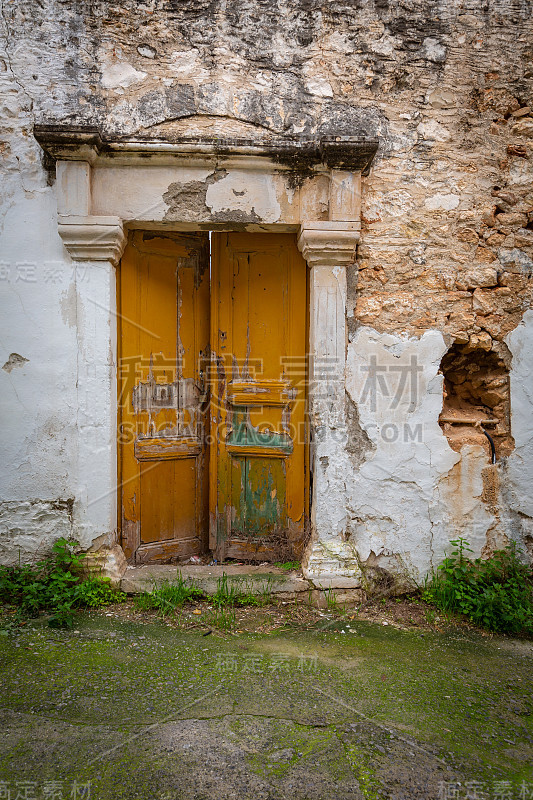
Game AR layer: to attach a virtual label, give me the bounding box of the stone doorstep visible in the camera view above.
[120,564,365,605]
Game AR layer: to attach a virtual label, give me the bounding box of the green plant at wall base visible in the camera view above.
[0,538,126,629]
[134,572,273,620]
[320,587,347,615]
[211,573,241,608]
[423,607,438,626]
[423,538,533,635]
[243,575,274,607]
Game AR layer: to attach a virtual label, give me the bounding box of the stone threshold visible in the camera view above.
[120,564,364,606]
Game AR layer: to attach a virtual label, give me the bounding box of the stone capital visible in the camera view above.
[58,215,126,266]
[297,221,360,269]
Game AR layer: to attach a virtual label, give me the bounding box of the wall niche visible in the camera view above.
[438,343,514,459]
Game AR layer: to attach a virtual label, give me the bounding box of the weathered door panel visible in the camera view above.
[210,232,308,561]
[118,231,209,564]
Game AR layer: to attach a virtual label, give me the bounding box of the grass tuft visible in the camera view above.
[134,573,204,616]
[213,573,274,609]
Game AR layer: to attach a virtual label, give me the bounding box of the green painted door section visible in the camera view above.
[210,232,309,561]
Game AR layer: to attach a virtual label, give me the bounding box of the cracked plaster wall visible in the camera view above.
[504,310,533,559]
[346,329,457,585]
[0,1,532,575]
[343,327,496,587]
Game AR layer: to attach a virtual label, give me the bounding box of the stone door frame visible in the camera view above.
[35,126,378,578]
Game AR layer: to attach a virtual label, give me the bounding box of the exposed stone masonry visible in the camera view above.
[356,90,533,349]
[439,343,513,457]
[1,1,531,357]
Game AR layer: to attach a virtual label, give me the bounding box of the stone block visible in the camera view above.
[474,247,497,264]
[84,544,128,586]
[457,266,498,291]
[511,118,533,137]
[496,212,529,229]
[498,248,533,275]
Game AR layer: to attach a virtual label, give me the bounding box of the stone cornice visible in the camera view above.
[58,215,126,265]
[297,222,360,268]
[34,125,379,175]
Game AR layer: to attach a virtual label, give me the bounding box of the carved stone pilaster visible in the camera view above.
[56,214,126,550]
[296,220,360,413]
[58,215,126,266]
[297,221,361,581]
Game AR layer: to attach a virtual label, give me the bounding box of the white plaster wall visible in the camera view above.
[505,310,533,553]
[344,327,502,585]
[0,161,117,562]
[0,4,88,563]
[0,182,77,561]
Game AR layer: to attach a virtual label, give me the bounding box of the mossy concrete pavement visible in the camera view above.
[0,610,532,800]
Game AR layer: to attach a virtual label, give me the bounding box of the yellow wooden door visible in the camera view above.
[210,232,308,561]
[118,231,210,564]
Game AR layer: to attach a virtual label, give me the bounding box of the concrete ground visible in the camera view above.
[0,605,532,800]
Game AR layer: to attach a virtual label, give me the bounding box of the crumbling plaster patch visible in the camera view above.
[163,170,227,222]
[345,327,458,583]
[205,171,281,224]
[343,327,519,579]
[0,500,73,565]
[430,444,500,563]
[163,169,281,224]
[101,61,147,91]
[2,353,29,373]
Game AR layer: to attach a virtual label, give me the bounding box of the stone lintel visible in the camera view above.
[34,125,378,175]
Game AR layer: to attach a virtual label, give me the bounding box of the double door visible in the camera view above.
[119,231,308,564]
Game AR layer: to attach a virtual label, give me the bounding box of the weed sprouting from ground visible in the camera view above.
[423,538,533,635]
[212,573,243,608]
[0,539,126,629]
[208,574,274,630]
[134,574,204,616]
[213,573,274,609]
[204,606,237,632]
[320,587,347,616]
[274,561,300,572]
[134,572,275,632]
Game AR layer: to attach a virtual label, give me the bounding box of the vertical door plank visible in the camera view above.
[211,232,308,561]
[119,232,209,563]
